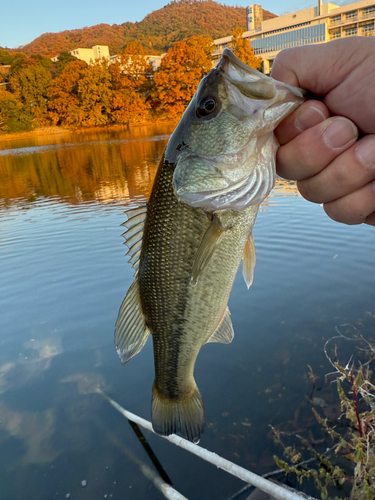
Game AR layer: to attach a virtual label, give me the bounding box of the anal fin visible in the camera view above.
[205,307,234,344]
[242,233,256,289]
[115,279,150,364]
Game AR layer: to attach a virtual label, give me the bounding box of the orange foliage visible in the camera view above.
[153,36,213,116]
[231,27,262,70]
[47,60,88,126]
[16,1,277,57]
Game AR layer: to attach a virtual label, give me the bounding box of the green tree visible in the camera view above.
[30,54,53,69]
[0,90,33,133]
[231,27,262,70]
[153,36,214,116]
[55,51,77,77]
[0,49,15,66]
[10,58,52,125]
[77,61,113,126]
[8,53,27,78]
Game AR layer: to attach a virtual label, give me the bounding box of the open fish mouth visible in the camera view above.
[172,49,305,213]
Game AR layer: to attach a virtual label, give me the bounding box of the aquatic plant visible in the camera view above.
[272,328,375,500]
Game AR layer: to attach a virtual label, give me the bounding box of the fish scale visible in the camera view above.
[115,49,305,442]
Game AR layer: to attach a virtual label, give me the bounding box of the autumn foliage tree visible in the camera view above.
[76,61,114,127]
[153,36,214,116]
[231,27,262,70]
[47,59,88,126]
[110,42,152,124]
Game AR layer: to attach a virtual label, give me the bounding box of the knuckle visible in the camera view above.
[297,179,322,203]
[324,199,364,225]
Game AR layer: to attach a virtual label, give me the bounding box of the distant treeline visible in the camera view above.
[0,31,261,135]
[7,0,276,57]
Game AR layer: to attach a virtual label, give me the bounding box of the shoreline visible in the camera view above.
[0,120,179,144]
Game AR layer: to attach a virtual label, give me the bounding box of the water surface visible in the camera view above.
[1,125,374,499]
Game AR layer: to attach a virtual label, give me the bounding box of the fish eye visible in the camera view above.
[196,96,217,118]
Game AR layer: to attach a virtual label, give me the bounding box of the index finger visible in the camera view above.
[275,100,329,145]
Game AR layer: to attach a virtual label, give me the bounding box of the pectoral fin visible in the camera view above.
[242,233,256,289]
[192,216,226,285]
[206,307,234,344]
[115,279,150,364]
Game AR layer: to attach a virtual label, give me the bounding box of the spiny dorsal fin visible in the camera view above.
[205,307,234,344]
[192,216,226,285]
[242,233,256,289]
[115,279,150,365]
[121,203,147,276]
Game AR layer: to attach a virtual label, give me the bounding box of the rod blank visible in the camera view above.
[98,390,316,500]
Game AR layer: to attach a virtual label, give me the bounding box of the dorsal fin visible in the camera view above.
[205,307,234,344]
[121,203,147,276]
[115,279,150,364]
[242,233,256,289]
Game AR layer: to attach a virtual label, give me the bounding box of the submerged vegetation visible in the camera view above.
[0,30,261,135]
[272,328,375,500]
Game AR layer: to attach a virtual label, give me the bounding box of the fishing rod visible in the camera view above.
[97,389,318,500]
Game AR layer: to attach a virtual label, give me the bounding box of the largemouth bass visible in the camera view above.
[115,49,305,442]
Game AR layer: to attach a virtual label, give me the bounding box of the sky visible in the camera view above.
[1,0,351,49]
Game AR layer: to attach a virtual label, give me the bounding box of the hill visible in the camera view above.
[16,0,276,56]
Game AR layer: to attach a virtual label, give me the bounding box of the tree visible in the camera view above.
[77,61,113,126]
[0,49,15,66]
[47,59,87,126]
[9,58,52,125]
[231,27,262,70]
[153,36,214,116]
[55,52,77,77]
[0,89,33,133]
[109,42,152,124]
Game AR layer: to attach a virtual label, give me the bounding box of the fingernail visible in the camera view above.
[295,105,326,132]
[323,118,357,150]
[355,137,375,167]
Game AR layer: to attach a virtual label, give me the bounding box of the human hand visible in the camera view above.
[272,38,375,226]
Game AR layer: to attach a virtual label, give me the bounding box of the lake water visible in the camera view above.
[0,125,374,500]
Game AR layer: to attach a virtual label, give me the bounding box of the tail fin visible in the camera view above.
[151,382,205,443]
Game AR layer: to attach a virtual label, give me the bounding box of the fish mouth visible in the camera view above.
[173,49,306,212]
[219,48,306,102]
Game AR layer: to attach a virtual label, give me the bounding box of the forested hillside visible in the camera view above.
[16,0,276,56]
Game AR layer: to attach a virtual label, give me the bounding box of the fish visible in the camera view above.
[115,49,305,442]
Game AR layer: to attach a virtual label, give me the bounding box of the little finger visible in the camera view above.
[323,180,375,225]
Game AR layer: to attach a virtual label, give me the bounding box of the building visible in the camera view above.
[50,45,110,64]
[52,45,164,71]
[109,54,164,71]
[69,45,110,64]
[213,0,375,73]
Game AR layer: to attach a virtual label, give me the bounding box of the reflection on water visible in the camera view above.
[0,125,374,500]
[0,124,173,207]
